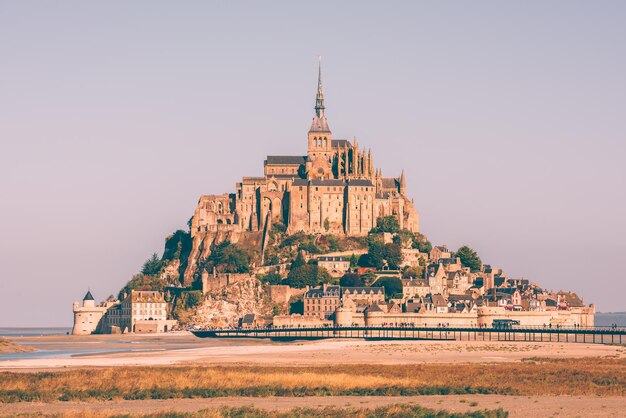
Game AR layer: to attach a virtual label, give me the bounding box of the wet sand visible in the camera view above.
[1,333,624,370]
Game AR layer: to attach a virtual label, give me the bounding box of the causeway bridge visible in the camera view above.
[192,325,626,345]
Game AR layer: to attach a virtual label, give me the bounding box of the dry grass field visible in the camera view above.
[0,404,509,417]
[0,357,624,403]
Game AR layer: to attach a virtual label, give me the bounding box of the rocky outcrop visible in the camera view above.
[190,276,273,328]
[183,229,242,285]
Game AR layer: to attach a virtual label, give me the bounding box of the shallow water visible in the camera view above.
[0,327,71,337]
[595,312,626,327]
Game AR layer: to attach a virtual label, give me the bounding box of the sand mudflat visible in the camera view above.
[1,333,624,370]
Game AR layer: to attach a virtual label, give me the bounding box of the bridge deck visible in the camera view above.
[192,326,626,344]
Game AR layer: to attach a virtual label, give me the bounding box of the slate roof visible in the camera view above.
[331,139,351,148]
[318,256,349,262]
[430,293,447,307]
[83,290,94,301]
[310,114,331,133]
[305,285,341,298]
[342,286,384,294]
[242,314,256,324]
[310,179,346,187]
[347,179,374,187]
[292,179,309,186]
[365,304,385,313]
[130,291,165,303]
[402,278,428,287]
[381,178,397,189]
[265,156,306,165]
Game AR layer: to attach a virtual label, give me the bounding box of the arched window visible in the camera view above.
[324,137,328,147]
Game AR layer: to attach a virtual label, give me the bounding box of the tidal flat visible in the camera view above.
[1,335,624,417]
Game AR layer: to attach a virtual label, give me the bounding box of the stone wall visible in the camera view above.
[273,314,332,328]
[202,272,251,295]
[476,306,595,327]
[268,285,307,306]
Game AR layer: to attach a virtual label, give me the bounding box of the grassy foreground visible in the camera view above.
[19,405,509,418]
[0,358,623,403]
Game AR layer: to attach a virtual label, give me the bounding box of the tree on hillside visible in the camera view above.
[118,274,167,300]
[141,253,164,276]
[282,265,331,288]
[371,216,400,233]
[291,251,306,270]
[258,272,282,285]
[402,266,424,279]
[361,271,377,285]
[384,242,403,270]
[339,273,364,287]
[358,238,403,270]
[455,245,482,272]
[204,241,250,274]
[359,237,385,268]
[393,229,416,248]
[412,239,432,254]
[372,277,403,299]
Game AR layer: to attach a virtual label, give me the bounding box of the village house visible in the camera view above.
[341,286,385,305]
[303,284,341,319]
[429,245,451,262]
[401,278,430,299]
[105,290,176,334]
[317,256,350,277]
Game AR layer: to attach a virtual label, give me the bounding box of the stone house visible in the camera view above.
[430,245,451,262]
[341,286,385,306]
[317,256,350,277]
[401,278,430,299]
[304,284,341,319]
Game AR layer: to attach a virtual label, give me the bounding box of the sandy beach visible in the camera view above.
[1,333,624,370]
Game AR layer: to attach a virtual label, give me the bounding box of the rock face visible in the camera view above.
[190,277,273,328]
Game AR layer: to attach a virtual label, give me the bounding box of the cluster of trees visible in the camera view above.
[370,216,400,233]
[338,272,403,300]
[358,237,403,270]
[202,241,251,274]
[258,252,333,289]
[455,245,482,272]
[372,276,403,299]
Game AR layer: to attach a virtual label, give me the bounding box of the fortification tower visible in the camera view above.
[71,290,108,335]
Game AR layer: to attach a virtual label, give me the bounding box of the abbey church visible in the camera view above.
[191,64,419,238]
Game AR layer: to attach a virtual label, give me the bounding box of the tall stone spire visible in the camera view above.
[309,57,331,134]
[315,57,325,118]
[400,169,406,194]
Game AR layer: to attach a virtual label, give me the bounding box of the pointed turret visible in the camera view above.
[82,289,95,308]
[400,169,406,194]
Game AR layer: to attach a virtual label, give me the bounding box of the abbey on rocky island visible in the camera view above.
[191,64,419,238]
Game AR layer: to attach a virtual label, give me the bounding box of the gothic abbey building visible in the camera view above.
[191,65,419,239]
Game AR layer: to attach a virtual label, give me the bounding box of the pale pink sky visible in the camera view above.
[1,1,625,326]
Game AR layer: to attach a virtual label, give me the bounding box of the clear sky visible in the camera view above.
[1,1,625,327]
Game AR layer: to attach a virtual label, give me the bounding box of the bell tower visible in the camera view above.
[308,58,332,161]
